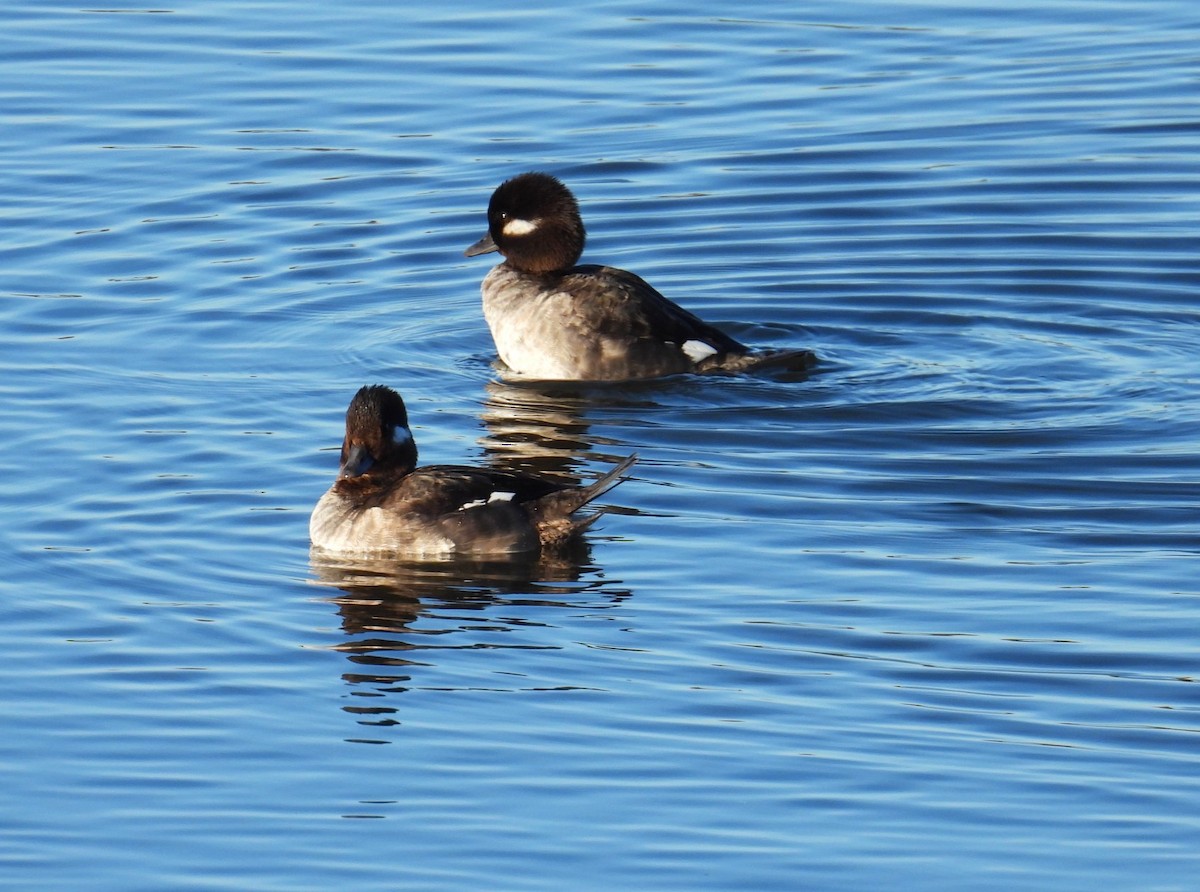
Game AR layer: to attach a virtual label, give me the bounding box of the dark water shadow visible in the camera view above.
[309,543,632,720]
[475,376,666,481]
[457,340,824,490]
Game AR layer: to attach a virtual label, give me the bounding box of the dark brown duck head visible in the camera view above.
[464,171,586,274]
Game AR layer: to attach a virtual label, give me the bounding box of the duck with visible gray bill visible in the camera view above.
[466,171,816,381]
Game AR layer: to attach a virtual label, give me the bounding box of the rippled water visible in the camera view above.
[3,1,1198,889]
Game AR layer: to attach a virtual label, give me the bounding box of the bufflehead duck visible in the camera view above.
[465,171,814,381]
[310,385,636,557]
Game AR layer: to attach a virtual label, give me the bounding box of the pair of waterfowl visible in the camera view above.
[311,172,812,558]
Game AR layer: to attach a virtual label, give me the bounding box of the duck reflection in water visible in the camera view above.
[476,376,664,482]
[309,546,632,698]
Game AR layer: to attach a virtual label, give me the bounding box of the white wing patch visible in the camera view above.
[682,339,719,362]
[501,217,538,237]
[458,491,516,512]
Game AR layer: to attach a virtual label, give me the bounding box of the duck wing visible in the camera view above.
[567,264,747,354]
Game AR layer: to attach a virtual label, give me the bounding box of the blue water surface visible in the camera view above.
[2,1,1198,889]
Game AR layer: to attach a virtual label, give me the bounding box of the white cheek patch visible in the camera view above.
[392,427,414,448]
[682,339,719,363]
[501,217,538,237]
